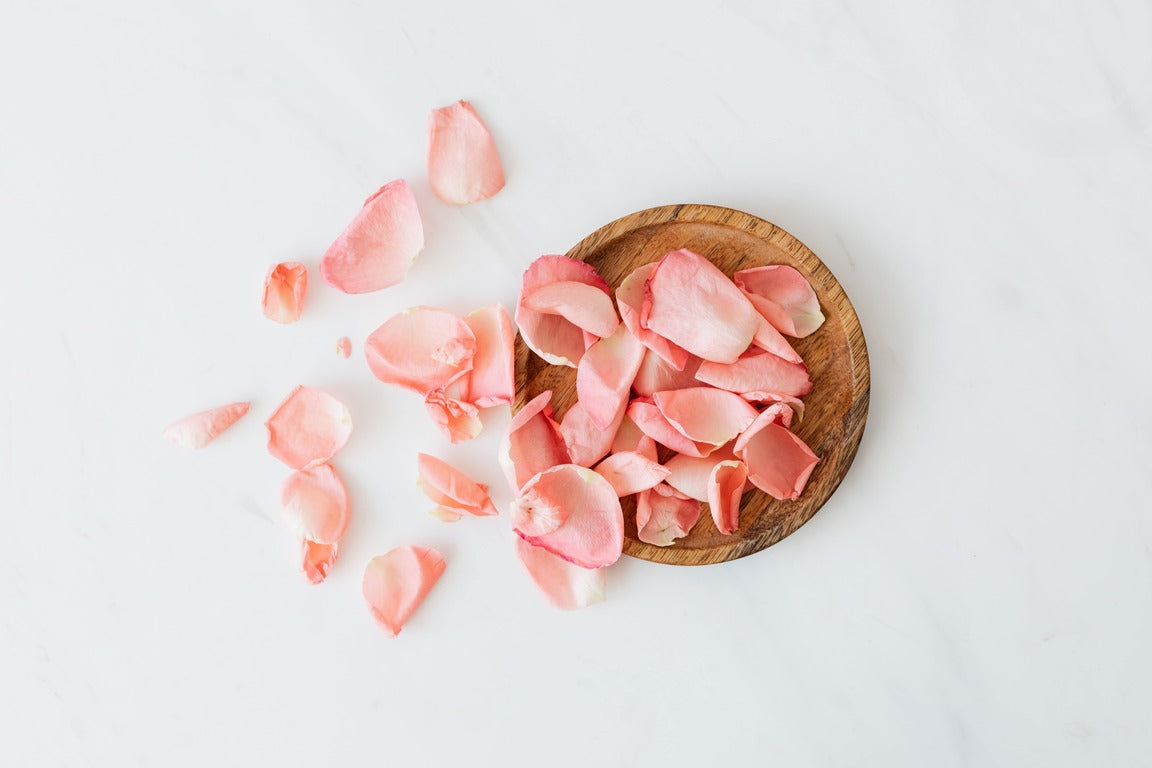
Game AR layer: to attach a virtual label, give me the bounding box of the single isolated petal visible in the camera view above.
[362,546,446,637]
[641,249,762,364]
[616,262,691,370]
[592,451,670,497]
[365,307,476,395]
[522,281,620,339]
[163,401,249,449]
[576,324,645,429]
[321,179,424,294]
[663,449,737,502]
[262,262,307,324]
[631,349,702,398]
[265,386,353,469]
[735,264,825,338]
[709,460,748,535]
[515,256,611,367]
[652,388,758,448]
[636,485,702,547]
[559,400,624,468]
[626,398,713,458]
[427,100,505,204]
[463,303,515,407]
[610,414,658,461]
[336,336,352,359]
[301,539,338,585]
[500,391,571,492]
[515,537,605,611]
[695,349,812,398]
[733,403,796,452]
[281,462,350,544]
[424,389,483,443]
[417,452,497,519]
[513,464,624,569]
[738,420,820,501]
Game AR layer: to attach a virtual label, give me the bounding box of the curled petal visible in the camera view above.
[336,336,352,358]
[626,398,713,458]
[735,264,825,338]
[500,391,571,492]
[463,303,515,407]
[632,349,702,398]
[262,262,307,324]
[616,263,691,369]
[365,307,476,395]
[695,349,812,398]
[593,451,670,497]
[301,539,338,584]
[709,460,748,535]
[522,281,620,339]
[163,401,249,449]
[417,453,496,519]
[576,324,645,429]
[559,400,624,468]
[427,100,505,204]
[515,256,610,367]
[738,420,820,501]
[513,464,624,569]
[733,403,795,452]
[652,388,758,448]
[321,179,424,294]
[610,414,658,461]
[740,391,806,422]
[663,449,737,502]
[424,390,483,443]
[265,386,352,469]
[515,538,605,610]
[636,485,702,547]
[281,463,350,544]
[362,546,446,637]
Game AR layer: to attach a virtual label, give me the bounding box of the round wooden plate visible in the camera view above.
[514,204,870,565]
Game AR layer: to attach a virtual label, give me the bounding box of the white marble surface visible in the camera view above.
[3,1,1151,765]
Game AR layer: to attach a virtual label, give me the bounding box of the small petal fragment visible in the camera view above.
[636,485,702,547]
[262,262,307,324]
[515,256,611,368]
[663,449,737,502]
[417,453,497,519]
[301,539,338,584]
[695,349,812,398]
[559,400,624,468]
[751,317,802,363]
[321,179,424,294]
[336,336,352,358]
[576,324,645,429]
[424,389,483,443]
[616,263,692,370]
[522,281,620,339]
[281,463,350,544]
[709,460,748,535]
[593,451,670,497]
[626,398,713,458]
[500,391,571,492]
[735,264,825,338]
[515,538,605,610]
[740,391,806,422]
[738,420,820,501]
[365,307,477,395]
[265,386,353,469]
[362,546,446,637]
[631,349,702,398]
[427,100,505,205]
[513,464,624,569]
[652,388,758,448]
[163,401,249,449]
[463,303,515,407]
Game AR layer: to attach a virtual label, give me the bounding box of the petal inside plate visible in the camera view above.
[635,485,702,547]
[515,256,611,368]
[575,324,645,430]
[500,391,571,492]
[592,451,670,497]
[652,388,758,447]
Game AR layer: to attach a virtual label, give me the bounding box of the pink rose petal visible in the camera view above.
[417,452,497,520]
[610,414,658,461]
[365,307,476,395]
[576,324,645,429]
[652,388,758,448]
[733,403,795,452]
[515,256,611,367]
[163,401,250,449]
[362,546,446,637]
[559,400,624,468]
[735,264,825,338]
[262,262,307,324]
[522,280,620,339]
[751,317,802,363]
[336,336,352,358]
[321,179,424,294]
[265,386,352,469]
[626,398,713,458]
[281,462,350,545]
[424,389,483,443]
[463,303,515,408]
[695,349,812,398]
[513,464,624,569]
[514,538,605,611]
[593,451,670,497]
[301,539,338,585]
[663,449,737,502]
[709,460,748,535]
[427,100,505,204]
[636,485,702,547]
[740,391,806,422]
[737,420,820,501]
[631,349,702,398]
[500,391,571,492]
[616,262,692,370]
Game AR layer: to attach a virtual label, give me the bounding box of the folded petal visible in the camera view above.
[163,401,249,449]
[321,179,424,294]
[752,316,802,363]
[427,100,505,204]
[362,546,446,637]
[610,414,658,461]
[631,349,702,398]
[513,464,624,569]
[740,391,806,422]
[365,307,476,395]
[301,539,338,584]
[281,462,350,544]
[262,262,307,324]
[737,420,820,501]
[593,451,670,496]
[635,485,702,547]
[559,400,624,468]
[626,398,713,458]
[652,388,758,448]
[336,336,352,359]
[641,249,761,363]
[709,460,748,535]
[695,349,812,398]
[417,452,497,519]
[515,537,605,610]
[733,403,796,452]
[735,265,825,338]
[424,389,483,443]
[265,386,352,469]
[515,256,610,367]
[500,391,571,492]
[615,262,692,370]
[523,281,620,339]
[576,324,645,429]
[663,449,737,502]
[463,303,515,407]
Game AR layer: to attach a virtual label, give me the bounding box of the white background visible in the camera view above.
[3,1,1151,765]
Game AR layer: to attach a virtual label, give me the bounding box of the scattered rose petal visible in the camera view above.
[417,452,497,520]
[652,388,758,448]
[616,263,691,370]
[515,256,611,367]
[636,485,702,547]
[500,391,571,492]
[513,464,624,569]
[751,317,802,363]
[610,414,658,461]
[737,419,820,501]
[321,179,424,294]
[733,403,796,452]
[592,451,670,497]
[262,262,307,324]
[362,546,446,637]
[559,400,624,467]
[163,401,249,449]
[463,303,515,407]
[576,324,645,429]
[515,538,605,610]
[281,462,350,544]
[735,264,825,338]
[265,386,352,469]
[427,100,505,204]
[663,449,737,502]
[365,307,476,395]
[626,398,713,458]
[336,336,352,358]
[424,389,483,443]
[631,349,702,398]
[523,280,620,339]
[709,460,748,535]
[301,539,338,584]
[695,349,812,398]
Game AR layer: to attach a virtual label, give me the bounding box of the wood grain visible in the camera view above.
[514,204,870,566]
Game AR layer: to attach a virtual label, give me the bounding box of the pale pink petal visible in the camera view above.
[281,462,350,544]
[592,451,670,497]
[626,398,713,458]
[522,281,620,339]
[737,420,820,501]
[751,316,802,363]
[652,388,758,448]
[265,386,352,469]
[735,265,825,338]
[641,249,761,364]
[365,307,476,395]
[262,262,307,324]
[515,538,605,610]
[463,303,515,407]
[336,336,352,358]
[610,414,658,461]
[301,539,338,585]
[500,391,571,492]
[576,324,645,429]
[424,390,483,443]
[695,349,812,398]
[513,464,624,568]
[416,452,497,519]
[515,256,611,368]
[740,391,806,422]
[430,507,463,522]
[163,401,249,449]
[321,179,424,293]
[709,460,748,535]
[663,449,737,502]
[559,400,624,468]
[616,263,692,370]
[631,349,702,398]
[635,485,702,547]
[733,403,796,452]
[362,546,445,637]
[427,100,505,205]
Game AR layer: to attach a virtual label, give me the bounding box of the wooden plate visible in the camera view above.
[514,204,870,565]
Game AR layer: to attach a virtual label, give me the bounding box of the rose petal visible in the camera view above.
[709,460,748,535]
[735,265,825,338]
[265,386,352,469]
[362,546,445,637]
[631,349,702,398]
[740,391,806,422]
[522,281,620,339]
[336,336,352,359]
[515,256,611,368]
[751,316,802,363]
[610,414,658,461]
[733,403,796,452]
[163,401,249,449]
[321,179,424,294]
[365,307,477,395]
[463,303,515,408]
[616,263,692,370]
[281,462,350,544]
[514,537,605,610]
[626,398,714,458]
[424,389,483,443]
[500,391,571,492]
[576,324,645,429]
[417,452,497,519]
[592,451,670,497]
[663,449,737,502]
[513,464,624,569]
[695,349,812,398]
[641,249,761,363]
[737,420,820,501]
[635,485,702,547]
[652,388,758,448]
[559,400,624,468]
[301,539,338,584]
[427,100,505,205]
[262,262,307,324]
